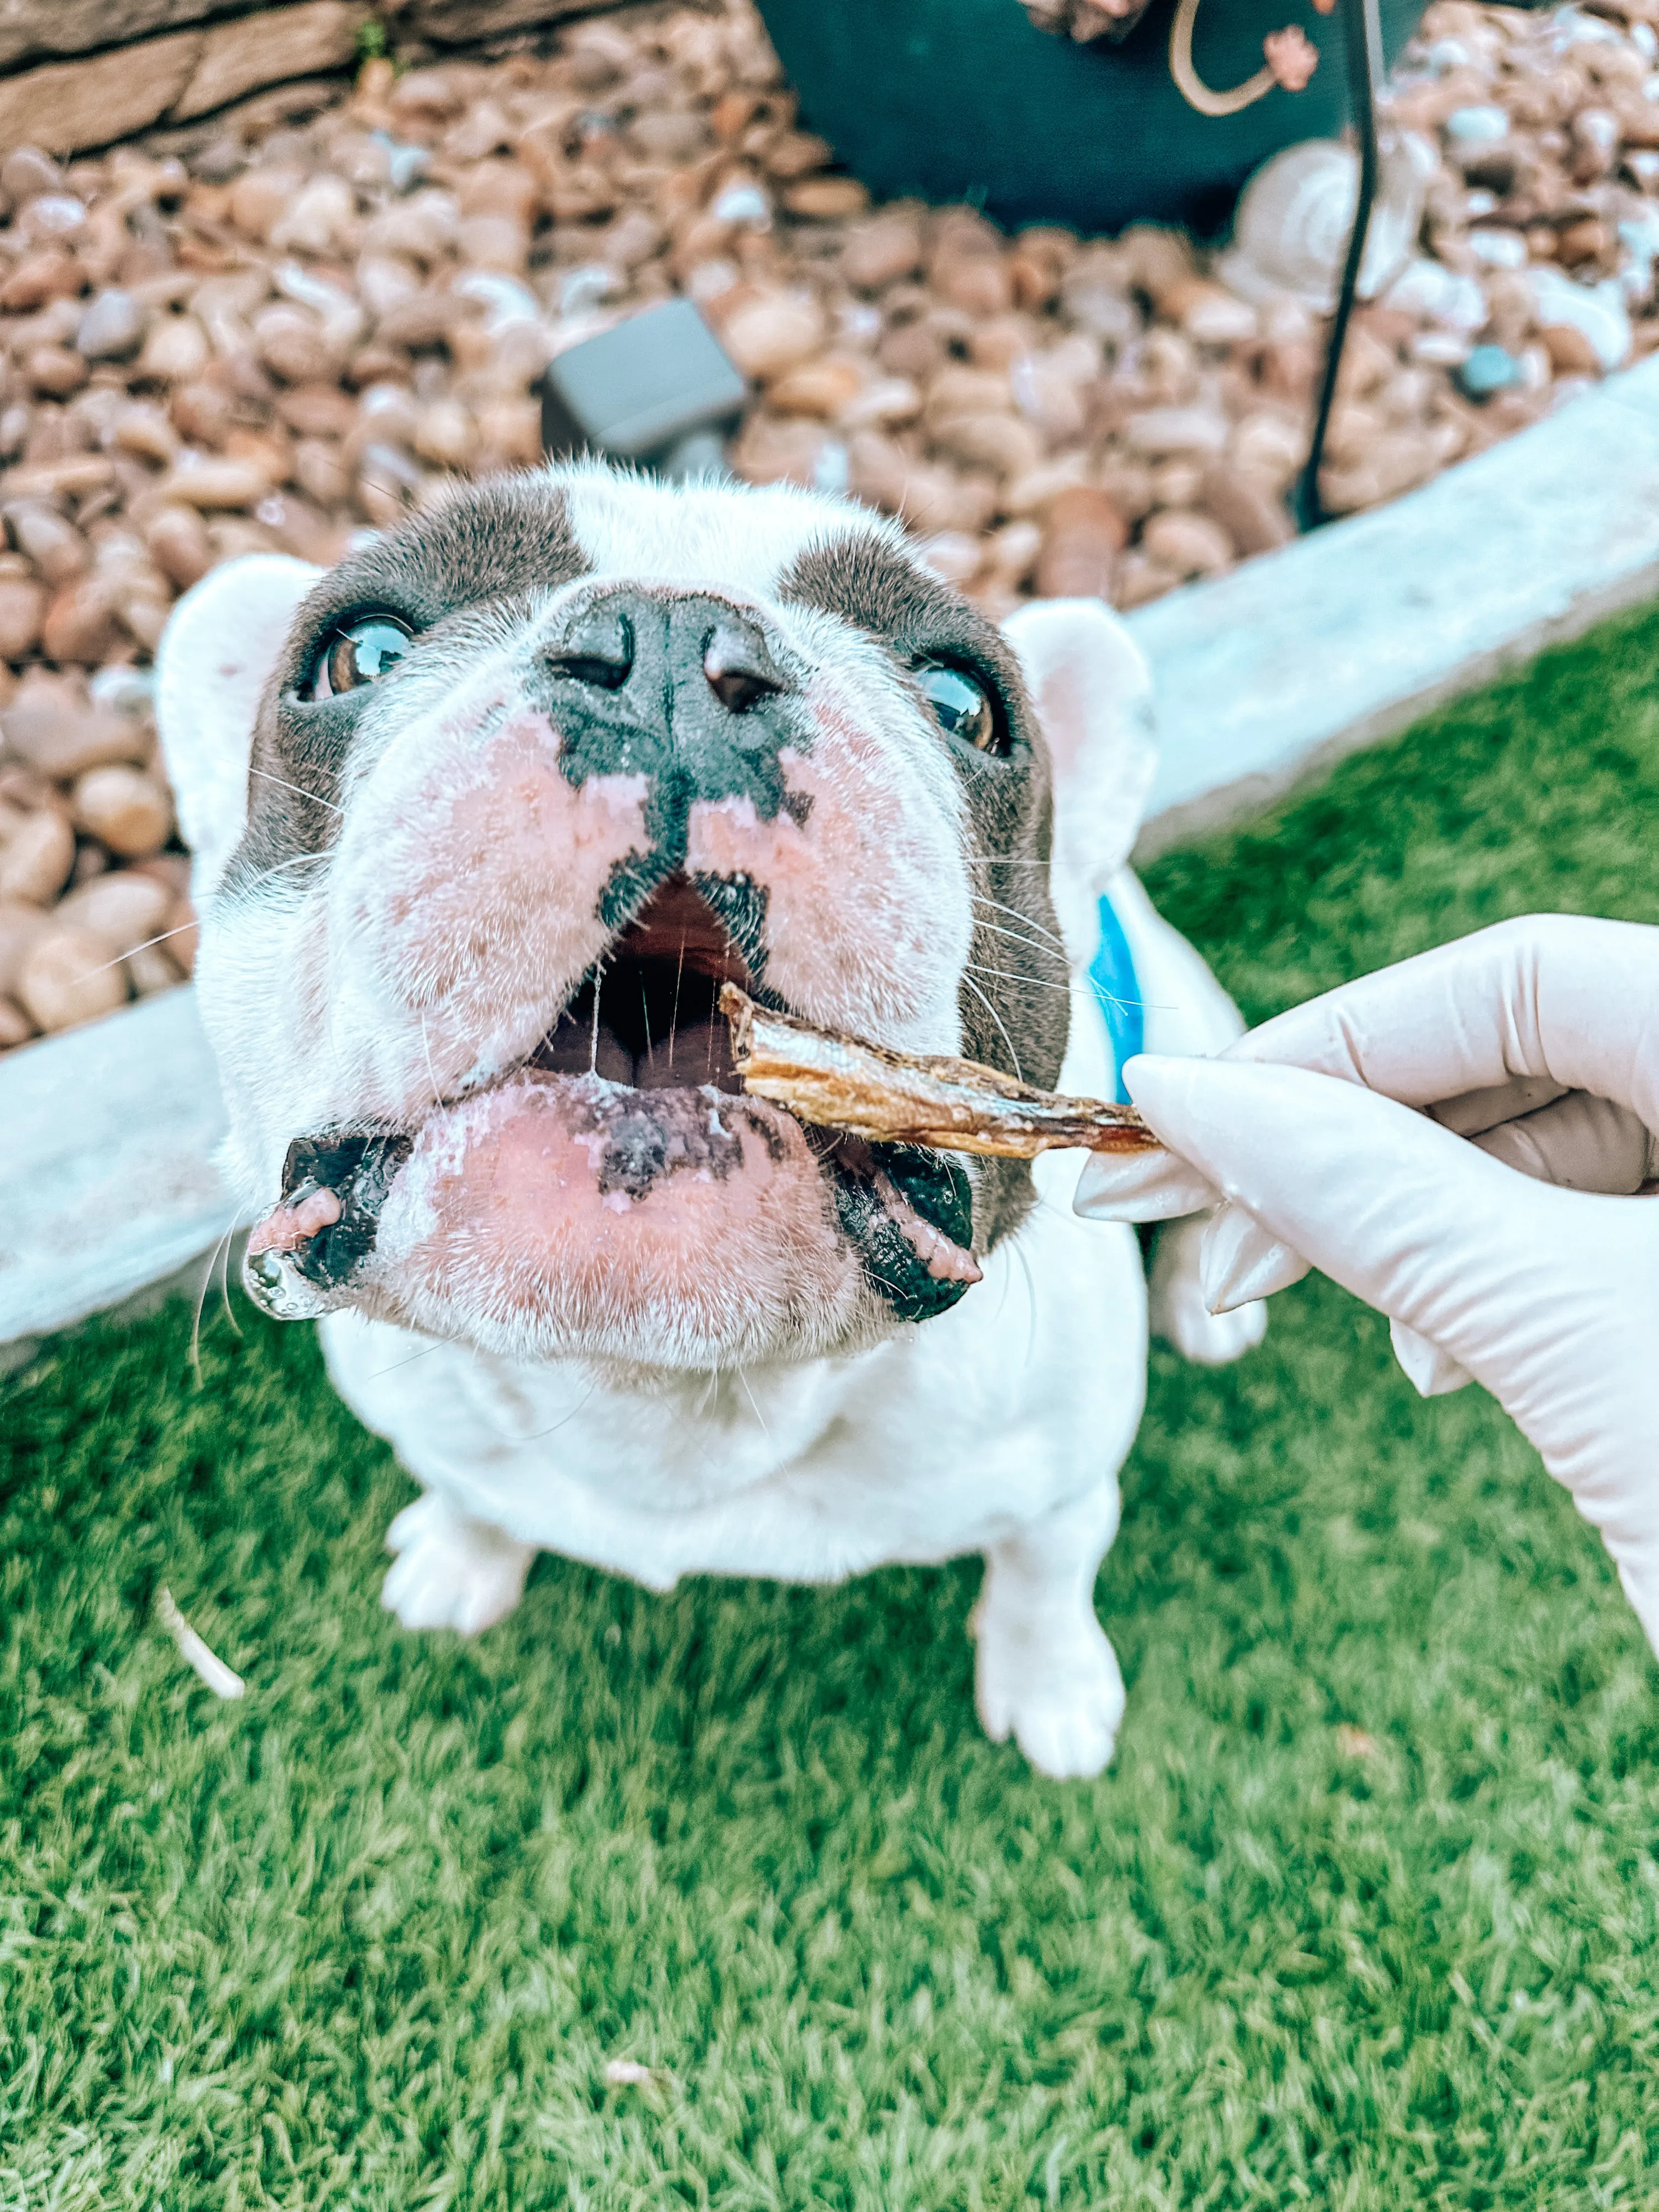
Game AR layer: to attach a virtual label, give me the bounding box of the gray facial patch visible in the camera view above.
[226,473,592,889]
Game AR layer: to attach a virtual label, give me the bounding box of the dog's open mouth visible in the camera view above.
[528,873,749,1094]
[246,873,982,1335]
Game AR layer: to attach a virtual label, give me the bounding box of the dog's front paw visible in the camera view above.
[973,1605,1126,1780]
[1149,1211,1267,1367]
[382,1492,535,1636]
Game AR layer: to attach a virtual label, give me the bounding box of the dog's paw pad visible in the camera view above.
[382,1494,534,1637]
[974,1613,1125,1780]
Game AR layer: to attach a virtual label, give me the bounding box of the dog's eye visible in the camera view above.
[306,614,413,700]
[916,663,1004,756]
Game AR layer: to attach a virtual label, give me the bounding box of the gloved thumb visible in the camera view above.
[1120,1053,1578,1382]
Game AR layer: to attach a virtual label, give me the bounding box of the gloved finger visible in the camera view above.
[1432,1075,1568,1137]
[1198,1203,1309,1313]
[1389,1318,1473,1397]
[1471,1090,1653,1193]
[1226,914,1659,1131]
[1121,1052,1583,1374]
[1073,1146,1217,1222]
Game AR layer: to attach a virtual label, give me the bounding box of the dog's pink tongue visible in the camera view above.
[248,1187,342,1256]
[871,1170,981,1284]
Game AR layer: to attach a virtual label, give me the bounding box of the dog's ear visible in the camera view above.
[155,553,321,898]
[1001,597,1158,965]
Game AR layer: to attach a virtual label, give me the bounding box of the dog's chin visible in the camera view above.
[239,878,985,1367]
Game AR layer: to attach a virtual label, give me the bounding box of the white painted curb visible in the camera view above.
[1133,353,1659,856]
[9,354,1659,1346]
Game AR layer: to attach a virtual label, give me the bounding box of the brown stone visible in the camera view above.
[411,399,476,470]
[0,805,75,903]
[55,866,171,954]
[18,921,127,1030]
[0,147,61,201]
[137,311,211,383]
[1557,216,1613,266]
[1541,321,1602,375]
[71,763,173,856]
[1142,507,1234,577]
[142,501,213,586]
[26,347,88,399]
[268,172,359,258]
[292,437,352,506]
[0,250,81,310]
[404,0,591,38]
[840,211,925,291]
[718,293,826,380]
[2,674,146,775]
[930,409,1043,479]
[766,357,865,418]
[0,29,197,159]
[42,574,121,663]
[0,577,46,659]
[277,383,358,439]
[125,940,184,994]
[109,402,180,465]
[154,457,268,509]
[165,895,199,975]
[174,2,361,124]
[1198,463,1294,556]
[255,303,338,386]
[4,501,87,585]
[1035,487,1125,600]
[782,177,870,220]
[932,251,1014,319]
[0,897,52,994]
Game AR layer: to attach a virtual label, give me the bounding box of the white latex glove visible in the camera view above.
[1074,915,1659,1652]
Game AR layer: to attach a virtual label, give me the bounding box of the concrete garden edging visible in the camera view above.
[9,353,1659,1350]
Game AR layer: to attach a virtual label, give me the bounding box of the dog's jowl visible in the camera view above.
[157,462,1262,1778]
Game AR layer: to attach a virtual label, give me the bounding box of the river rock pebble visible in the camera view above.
[0,0,1655,1051]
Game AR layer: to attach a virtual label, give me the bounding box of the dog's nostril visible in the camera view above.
[551,607,634,691]
[704,616,783,715]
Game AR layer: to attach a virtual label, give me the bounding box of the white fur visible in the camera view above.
[157,489,1262,1778]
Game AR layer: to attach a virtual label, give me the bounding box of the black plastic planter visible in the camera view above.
[756,0,1427,237]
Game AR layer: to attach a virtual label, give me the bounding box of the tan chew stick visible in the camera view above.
[719,984,1161,1159]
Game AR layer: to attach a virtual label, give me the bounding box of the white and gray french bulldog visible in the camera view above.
[155,461,1261,1778]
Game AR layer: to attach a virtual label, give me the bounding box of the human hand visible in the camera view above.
[1074,915,1659,1650]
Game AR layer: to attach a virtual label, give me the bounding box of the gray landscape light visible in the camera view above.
[540,299,748,481]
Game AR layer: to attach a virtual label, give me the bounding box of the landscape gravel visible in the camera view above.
[1,0,1656,1051]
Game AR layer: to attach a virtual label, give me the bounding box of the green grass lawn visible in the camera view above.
[7,608,1659,2210]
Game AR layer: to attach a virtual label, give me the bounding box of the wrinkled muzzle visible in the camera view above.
[236,582,984,1365]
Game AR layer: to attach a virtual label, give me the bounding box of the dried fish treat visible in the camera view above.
[720,984,1159,1158]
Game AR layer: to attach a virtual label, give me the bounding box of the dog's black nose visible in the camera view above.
[537,590,806,940]
[549,604,634,691]
[703,612,783,714]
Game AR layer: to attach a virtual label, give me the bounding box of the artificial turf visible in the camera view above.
[5,605,1659,2210]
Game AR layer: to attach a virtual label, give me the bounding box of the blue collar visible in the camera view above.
[1087,891,1143,1105]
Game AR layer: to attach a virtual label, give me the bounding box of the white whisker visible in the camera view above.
[68,919,202,985]
[736,1367,770,1440]
[963,961,1074,998]
[249,767,345,815]
[961,975,1023,1082]
[970,892,1066,949]
[971,913,1070,963]
[190,1214,241,1386]
[419,1013,445,1116]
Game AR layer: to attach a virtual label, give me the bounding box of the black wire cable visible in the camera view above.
[1294,0,1385,531]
